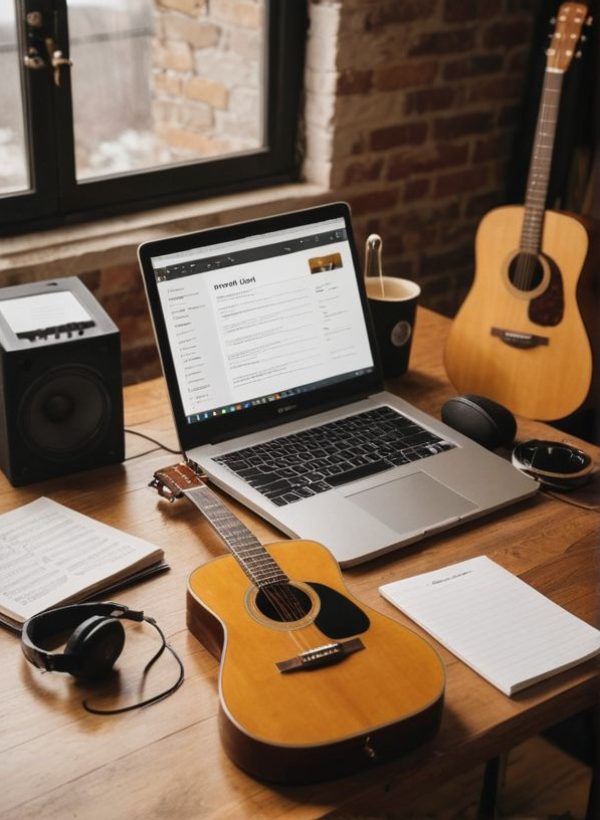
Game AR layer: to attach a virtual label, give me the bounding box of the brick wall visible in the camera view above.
[306,0,537,315]
[152,0,264,158]
[13,0,538,385]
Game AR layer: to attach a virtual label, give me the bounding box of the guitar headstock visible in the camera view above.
[150,462,206,501]
[546,3,592,73]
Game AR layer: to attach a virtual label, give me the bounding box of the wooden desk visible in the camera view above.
[1,308,598,819]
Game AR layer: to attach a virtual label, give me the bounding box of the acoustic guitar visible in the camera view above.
[444,3,595,421]
[151,462,445,785]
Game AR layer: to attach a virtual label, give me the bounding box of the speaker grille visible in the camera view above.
[19,366,111,460]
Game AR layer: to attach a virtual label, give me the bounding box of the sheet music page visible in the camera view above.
[0,498,163,623]
[380,556,600,695]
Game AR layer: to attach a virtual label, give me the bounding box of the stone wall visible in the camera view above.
[151,0,264,158]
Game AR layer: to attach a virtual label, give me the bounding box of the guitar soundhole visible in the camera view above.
[508,253,545,292]
[255,583,313,623]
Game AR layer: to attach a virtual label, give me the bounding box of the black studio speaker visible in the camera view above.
[0,278,124,486]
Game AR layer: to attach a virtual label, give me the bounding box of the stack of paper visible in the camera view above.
[380,556,600,695]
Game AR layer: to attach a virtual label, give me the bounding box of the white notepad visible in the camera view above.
[379,556,600,696]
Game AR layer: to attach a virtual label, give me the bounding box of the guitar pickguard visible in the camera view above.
[307,581,370,639]
[528,255,564,326]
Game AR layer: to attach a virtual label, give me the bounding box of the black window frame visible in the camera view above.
[1,0,307,236]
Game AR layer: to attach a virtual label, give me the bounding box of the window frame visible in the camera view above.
[1,0,307,236]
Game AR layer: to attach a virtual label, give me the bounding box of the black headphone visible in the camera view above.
[21,602,184,714]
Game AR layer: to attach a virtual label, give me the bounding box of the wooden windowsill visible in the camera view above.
[0,183,327,279]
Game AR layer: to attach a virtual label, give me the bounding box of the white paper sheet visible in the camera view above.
[0,291,91,334]
[380,556,600,695]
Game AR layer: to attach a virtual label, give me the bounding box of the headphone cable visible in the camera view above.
[82,616,184,715]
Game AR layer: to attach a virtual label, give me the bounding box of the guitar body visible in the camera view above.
[444,205,593,420]
[187,539,445,784]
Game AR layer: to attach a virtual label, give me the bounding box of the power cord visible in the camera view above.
[124,428,182,461]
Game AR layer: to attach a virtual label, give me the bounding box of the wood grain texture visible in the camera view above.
[187,539,444,783]
[444,205,593,420]
[0,308,598,819]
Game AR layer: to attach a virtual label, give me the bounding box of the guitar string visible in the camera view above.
[186,485,315,652]
[515,71,563,292]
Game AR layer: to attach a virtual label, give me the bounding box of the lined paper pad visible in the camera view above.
[380,556,600,695]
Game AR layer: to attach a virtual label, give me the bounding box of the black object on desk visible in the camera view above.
[0,277,124,485]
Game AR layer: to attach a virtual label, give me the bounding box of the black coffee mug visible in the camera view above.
[365,276,420,376]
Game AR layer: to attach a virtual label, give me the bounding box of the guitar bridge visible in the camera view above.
[276,637,364,673]
[491,327,549,349]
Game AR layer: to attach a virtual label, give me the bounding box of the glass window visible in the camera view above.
[0,3,30,194]
[0,0,305,233]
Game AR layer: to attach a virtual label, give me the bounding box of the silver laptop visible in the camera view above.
[139,202,537,566]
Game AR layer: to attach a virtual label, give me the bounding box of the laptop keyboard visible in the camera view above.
[213,406,455,507]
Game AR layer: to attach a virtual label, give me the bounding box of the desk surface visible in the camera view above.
[1,308,598,819]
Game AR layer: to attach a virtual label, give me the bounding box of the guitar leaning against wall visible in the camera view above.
[445,3,598,421]
[150,462,445,785]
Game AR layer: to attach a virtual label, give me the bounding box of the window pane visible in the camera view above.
[68,0,266,181]
[0,3,30,195]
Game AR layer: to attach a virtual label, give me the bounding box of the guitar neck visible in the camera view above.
[183,484,289,588]
[520,69,565,254]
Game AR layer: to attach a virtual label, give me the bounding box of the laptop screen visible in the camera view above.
[140,203,382,450]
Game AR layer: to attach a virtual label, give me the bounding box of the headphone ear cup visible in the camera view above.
[64,616,125,679]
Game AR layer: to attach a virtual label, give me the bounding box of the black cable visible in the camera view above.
[124,446,162,462]
[82,616,184,715]
[124,428,182,455]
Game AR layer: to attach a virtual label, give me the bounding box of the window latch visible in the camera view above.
[45,38,72,87]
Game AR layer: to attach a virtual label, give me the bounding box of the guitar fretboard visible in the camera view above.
[520,70,564,254]
[184,484,289,588]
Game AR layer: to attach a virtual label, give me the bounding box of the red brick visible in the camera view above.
[472,133,513,162]
[388,202,461,232]
[405,86,459,115]
[337,69,373,96]
[342,158,384,185]
[439,218,478,244]
[381,259,416,280]
[122,346,161,386]
[498,104,521,127]
[442,53,503,80]
[483,19,533,49]
[348,189,399,216]
[98,265,141,296]
[434,111,494,139]
[409,28,476,57]
[420,246,474,278]
[388,142,469,180]
[365,0,436,30]
[468,75,523,102]
[444,0,502,23]
[404,178,430,201]
[465,191,504,217]
[508,48,529,73]
[435,166,489,197]
[370,122,428,151]
[78,271,101,293]
[373,60,438,92]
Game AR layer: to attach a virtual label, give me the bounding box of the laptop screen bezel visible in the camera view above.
[138,202,384,451]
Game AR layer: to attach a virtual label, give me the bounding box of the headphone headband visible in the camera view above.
[21,602,144,673]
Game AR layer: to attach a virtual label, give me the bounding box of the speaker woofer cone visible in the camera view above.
[19,366,111,460]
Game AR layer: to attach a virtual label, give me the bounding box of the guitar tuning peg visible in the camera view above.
[581,34,587,41]
[549,16,556,23]
[585,15,593,25]
[575,50,583,58]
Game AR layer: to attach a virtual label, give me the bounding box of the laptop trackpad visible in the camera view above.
[348,472,477,535]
